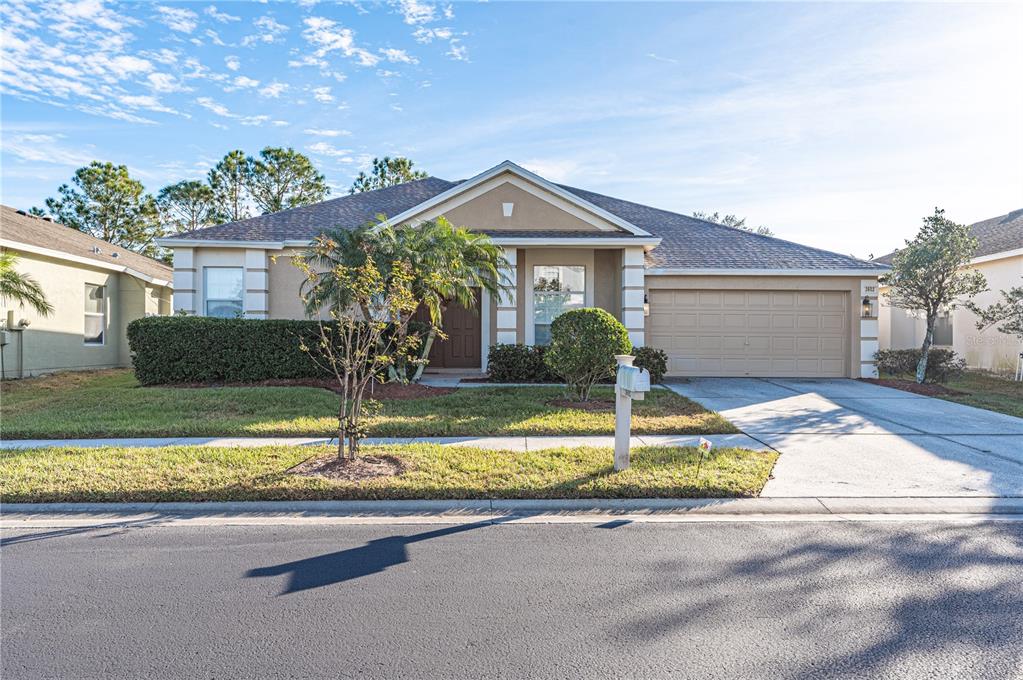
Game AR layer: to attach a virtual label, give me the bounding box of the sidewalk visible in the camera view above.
[0,433,766,451]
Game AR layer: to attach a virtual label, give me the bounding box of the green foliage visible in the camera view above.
[633,346,668,384]
[874,348,966,384]
[881,208,987,383]
[486,344,558,383]
[692,211,774,236]
[208,149,253,222]
[127,316,329,385]
[43,161,162,257]
[0,252,53,316]
[248,146,330,214]
[349,156,427,194]
[968,281,1023,342]
[157,180,219,233]
[544,308,632,401]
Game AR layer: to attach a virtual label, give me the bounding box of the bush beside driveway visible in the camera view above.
[0,443,777,503]
[0,370,737,440]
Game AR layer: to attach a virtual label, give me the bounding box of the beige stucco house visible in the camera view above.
[159,161,888,379]
[0,205,173,378]
[876,209,1022,374]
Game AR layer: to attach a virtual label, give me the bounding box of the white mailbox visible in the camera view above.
[616,365,650,399]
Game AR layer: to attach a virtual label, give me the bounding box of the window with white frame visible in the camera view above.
[933,312,953,346]
[533,265,585,345]
[204,267,244,318]
[84,284,105,345]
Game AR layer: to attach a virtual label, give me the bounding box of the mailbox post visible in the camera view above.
[614,354,651,471]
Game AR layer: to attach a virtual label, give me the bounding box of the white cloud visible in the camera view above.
[301,16,379,67]
[647,53,678,65]
[446,40,468,62]
[307,142,353,160]
[380,48,418,65]
[155,6,198,33]
[377,69,400,78]
[195,96,231,117]
[272,120,289,127]
[225,56,241,71]
[412,26,452,43]
[312,86,334,103]
[3,133,95,166]
[232,75,260,89]
[397,0,436,25]
[304,128,351,137]
[259,81,288,98]
[147,72,187,93]
[204,29,226,46]
[520,159,581,183]
[205,5,240,23]
[242,15,288,46]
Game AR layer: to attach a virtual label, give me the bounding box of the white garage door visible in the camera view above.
[648,289,849,377]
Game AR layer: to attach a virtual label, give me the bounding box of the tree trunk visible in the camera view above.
[411,328,438,383]
[915,314,936,384]
[337,400,347,460]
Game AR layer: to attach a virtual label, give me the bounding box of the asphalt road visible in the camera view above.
[3,520,1022,679]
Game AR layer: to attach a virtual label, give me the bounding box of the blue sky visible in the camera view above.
[2,1,1021,258]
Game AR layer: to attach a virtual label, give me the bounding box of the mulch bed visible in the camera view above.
[161,378,455,399]
[859,378,969,397]
[546,398,615,411]
[289,454,406,481]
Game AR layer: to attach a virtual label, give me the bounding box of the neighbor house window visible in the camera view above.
[933,312,953,346]
[204,267,244,318]
[533,265,585,345]
[84,284,105,345]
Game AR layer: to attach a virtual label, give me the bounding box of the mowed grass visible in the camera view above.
[0,444,777,502]
[0,370,737,439]
[941,371,1023,419]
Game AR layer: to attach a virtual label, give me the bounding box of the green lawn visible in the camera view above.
[0,370,737,439]
[941,371,1023,419]
[0,443,777,502]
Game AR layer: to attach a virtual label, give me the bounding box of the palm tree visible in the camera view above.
[301,217,508,381]
[0,252,53,316]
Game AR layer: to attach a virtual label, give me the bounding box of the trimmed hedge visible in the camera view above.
[127,316,429,386]
[874,347,966,384]
[634,346,668,384]
[486,344,558,383]
[545,308,632,400]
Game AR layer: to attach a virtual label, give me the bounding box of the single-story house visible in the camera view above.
[876,208,1022,373]
[158,161,888,379]
[0,205,173,378]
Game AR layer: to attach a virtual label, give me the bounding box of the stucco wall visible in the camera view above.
[440,181,604,232]
[880,253,1023,373]
[0,249,166,378]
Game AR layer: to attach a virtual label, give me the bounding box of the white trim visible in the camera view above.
[644,267,889,277]
[381,161,654,237]
[480,288,491,373]
[156,238,285,249]
[970,247,1023,265]
[490,237,660,247]
[1,238,172,287]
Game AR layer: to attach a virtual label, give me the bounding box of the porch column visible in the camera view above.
[495,247,518,344]
[172,247,196,314]
[622,246,646,347]
[859,278,880,378]
[244,248,269,319]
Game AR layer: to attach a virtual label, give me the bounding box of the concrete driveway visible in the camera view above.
[666,378,1023,497]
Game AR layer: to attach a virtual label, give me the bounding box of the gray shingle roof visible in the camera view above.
[874,209,1023,264]
[1,205,172,282]
[163,173,887,271]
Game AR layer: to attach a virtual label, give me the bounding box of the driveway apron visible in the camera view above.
[666,378,1023,497]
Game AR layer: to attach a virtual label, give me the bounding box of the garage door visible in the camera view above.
[648,289,848,377]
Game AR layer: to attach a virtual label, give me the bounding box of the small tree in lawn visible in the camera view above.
[293,233,420,460]
[881,208,987,383]
[544,308,632,401]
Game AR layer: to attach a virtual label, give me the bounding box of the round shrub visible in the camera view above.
[544,308,632,401]
[633,346,668,384]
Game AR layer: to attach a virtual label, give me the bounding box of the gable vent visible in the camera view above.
[502,202,514,217]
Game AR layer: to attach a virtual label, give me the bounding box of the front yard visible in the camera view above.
[0,443,777,502]
[872,370,1023,419]
[0,369,737,439]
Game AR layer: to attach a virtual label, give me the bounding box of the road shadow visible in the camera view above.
[245,520,498,595]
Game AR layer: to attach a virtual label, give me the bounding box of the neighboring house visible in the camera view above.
[158,161,888,379]
[875,209,1023,374]
[0,205,173,378]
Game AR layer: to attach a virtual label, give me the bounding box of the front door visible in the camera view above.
[417,291,482,369]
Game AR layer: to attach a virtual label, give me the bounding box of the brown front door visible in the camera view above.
[416,291,482,369]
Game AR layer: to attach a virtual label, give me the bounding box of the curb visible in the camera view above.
[4,497,1023,517]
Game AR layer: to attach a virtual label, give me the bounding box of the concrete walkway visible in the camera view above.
[0,433,763,451]
[666,377,1023,498]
